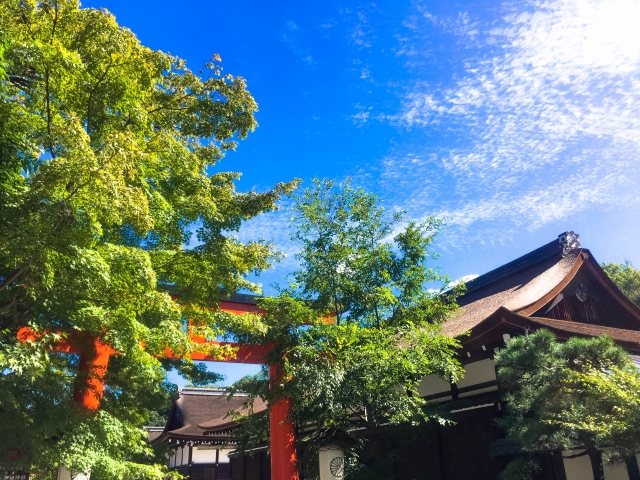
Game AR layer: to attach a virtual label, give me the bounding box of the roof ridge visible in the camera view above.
[463,232,579,294]
[178,387,249,397]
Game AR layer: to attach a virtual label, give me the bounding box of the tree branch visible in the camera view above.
[146,93,191,114]
[51,1,59,42]
[87,59,115,135]
[0,265,28,293]
[0,295,17,313]
[45,67,54,158]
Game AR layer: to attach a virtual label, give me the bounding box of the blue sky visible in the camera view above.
[83,0,640,385]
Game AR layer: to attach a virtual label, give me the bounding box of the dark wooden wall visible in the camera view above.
[172,463,231,480]
[354,407,565,480]
[223,409,572,480]
[230,452,271,480]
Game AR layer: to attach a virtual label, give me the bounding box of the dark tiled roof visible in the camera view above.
[158,287,259,305]
[154,388,253,444]
[529,317,640,344]
[226,293,259,305]
[488,438,523,458]
[444,248,580,337]
[197,398,268,431]
[463,237,564,295]
[443,231,640,339]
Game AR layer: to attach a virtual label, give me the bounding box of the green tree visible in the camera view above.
[236,179,463,474]
[0,1,295,478]
[602,261,640,306]
[495,329,640,480]
[287,178,457,327]
[226,373,270,455]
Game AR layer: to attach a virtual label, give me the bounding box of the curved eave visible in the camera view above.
[459,306,640,354]
[152,432,242,446]
[514,250,586,316]
[151,401,180,446]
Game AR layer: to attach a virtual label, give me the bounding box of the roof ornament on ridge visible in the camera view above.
[558,231,580,257]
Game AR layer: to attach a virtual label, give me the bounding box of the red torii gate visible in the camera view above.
[17,299,299,480]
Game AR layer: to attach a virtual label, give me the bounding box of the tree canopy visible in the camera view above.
[602,261,640,306]
[0,1,296,478]
[232,179,463,475]
[495,329,640,480]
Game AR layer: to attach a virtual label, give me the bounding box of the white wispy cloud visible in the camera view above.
[387,0,640,235]
[397,6,484,62]
[349,11,375,48]
[230,0,640,286]
[351,111,371,124]
[282,20,317,66]
[238,207,298,261]
[360,68,371,80]
[410,9,480,41]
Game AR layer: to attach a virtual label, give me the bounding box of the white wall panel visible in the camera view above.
[185,447,233,465]
[561,450,629,480]
[456,359,496,389]
[191,446,218,464]
[563,451,593,480]
[604,461,629,480]
[418,374,450,397]
[218,449,230,464]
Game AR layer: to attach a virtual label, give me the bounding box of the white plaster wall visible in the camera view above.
[563,451,631,480]
[456,359,497,389]
[604,461,629,480]
[420,359,498,400]
[218,449,230,464]
[171,446,232,466]
[190,447,231,464]
[418,374,450,397]
[191,446,218,464]
[177,447,186,467]
[563,451,593,480]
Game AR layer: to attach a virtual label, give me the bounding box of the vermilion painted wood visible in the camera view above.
[269,365,300,480]
[72,336,114,410]
[163,341,272,365]
[16,328,88,355]
[17,328,117,410]
[16,300,300,480]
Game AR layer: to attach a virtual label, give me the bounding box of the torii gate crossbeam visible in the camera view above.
[17,299,299,480]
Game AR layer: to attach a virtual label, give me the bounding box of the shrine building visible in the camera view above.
[152,232,640,480]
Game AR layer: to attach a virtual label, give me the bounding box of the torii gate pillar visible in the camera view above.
[18,301,300,480]
[269,365,299,480]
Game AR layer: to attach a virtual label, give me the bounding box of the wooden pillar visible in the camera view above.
[72,335,111,410]
[243,455,247,480]
[435,423,446,480]
[268,365,299,480]
[626,456,640,480]
[215,448,219,480]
